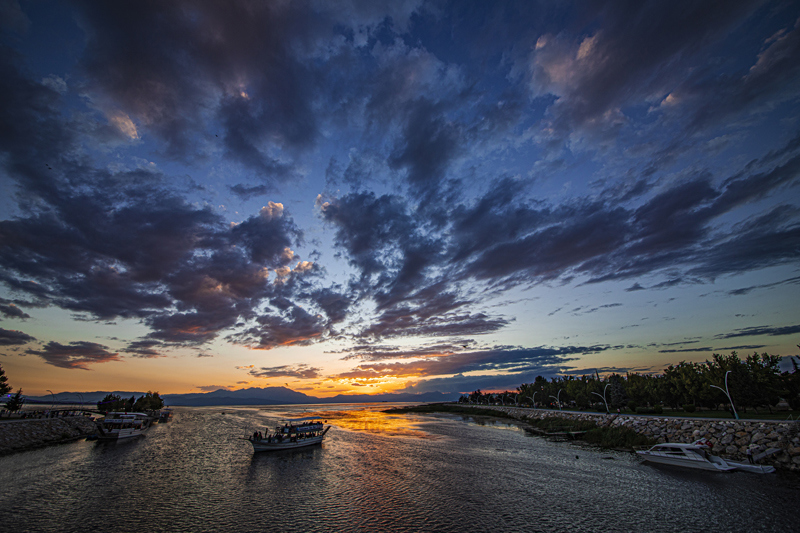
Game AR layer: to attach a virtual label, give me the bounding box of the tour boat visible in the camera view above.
[636,440,775,473]
[245,417,331,452]
[95,412,153,440]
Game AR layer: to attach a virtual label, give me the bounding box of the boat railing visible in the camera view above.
[640,447,708,462]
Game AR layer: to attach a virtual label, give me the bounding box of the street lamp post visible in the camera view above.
[549,389,563,411]
[529,391,538,409]
[710,370,739,420]
[591,384,610,413]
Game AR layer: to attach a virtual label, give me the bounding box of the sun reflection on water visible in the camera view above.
[260,403,440,439]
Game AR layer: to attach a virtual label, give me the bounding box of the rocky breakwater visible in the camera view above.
[0,416,97,455]
[472,406,800,471]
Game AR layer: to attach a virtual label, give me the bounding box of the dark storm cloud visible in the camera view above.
[727,275,800,296]
[672,14,800,135]
[71,0,432,182]
[124,339,167,358]
[0,327,36,346]
[0,39,327,350]
[317,125,799,341]
[388,98,463,196]
[74,1,319,162]
[339,341,475,361]
[26,340,120,369]
[228,297,328,350]
[0,301,30,320]
[522,0,765,149]
[318,191,431,282]
[2,0,799,358]
[715,324,800,340]
[334,345,608,380]
[719,345,767,351]
[248,364,320,380]
[229,184,271,201]
[658,347,714,353]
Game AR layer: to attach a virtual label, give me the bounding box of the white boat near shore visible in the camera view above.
[244,417,330,452]
[637,440,775,473]
[95,412,153,440]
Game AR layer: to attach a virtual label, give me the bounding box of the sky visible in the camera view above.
[1,0,799,398]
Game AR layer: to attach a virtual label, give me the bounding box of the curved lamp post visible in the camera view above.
[591,384,610,413]
[47,389,56,412]
[710,370,739,420]
[528,391,539,409]
[549,389,563,411]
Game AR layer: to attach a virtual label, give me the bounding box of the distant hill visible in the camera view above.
[25,387,460,406]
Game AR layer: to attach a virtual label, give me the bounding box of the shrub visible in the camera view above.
[653,405,663,414]
[627,400,638,411]
[682,404,696,412]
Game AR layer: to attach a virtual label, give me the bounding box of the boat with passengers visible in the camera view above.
[95,412,154,440]
[636,440,775,473]
[245,417,331,452]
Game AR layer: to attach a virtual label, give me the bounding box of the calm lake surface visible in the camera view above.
[1,404,798,532]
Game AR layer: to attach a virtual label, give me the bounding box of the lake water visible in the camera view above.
[0,404,797,532]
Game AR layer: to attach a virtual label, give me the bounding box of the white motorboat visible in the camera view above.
[244,417,330,452]
[95,412,153,440]
[636,440,775,473]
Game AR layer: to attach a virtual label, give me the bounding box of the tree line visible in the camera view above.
[97,392,165,413]
[459,351,800,414]
[0,364,24,413]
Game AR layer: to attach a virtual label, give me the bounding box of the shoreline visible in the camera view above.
[390,403,800,471]
[0,416,98,456]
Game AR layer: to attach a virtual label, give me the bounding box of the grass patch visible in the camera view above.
[526,416,597,433]
[582,426,655,449]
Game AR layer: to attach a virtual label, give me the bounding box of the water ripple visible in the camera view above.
[0,405,797,532]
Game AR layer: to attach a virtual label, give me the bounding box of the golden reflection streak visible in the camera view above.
[273,406,440,440]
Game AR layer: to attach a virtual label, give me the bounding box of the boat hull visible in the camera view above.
[95,412,153,440]
[636,451,734,471]
[248,426,330,452]
[96,428,148,440]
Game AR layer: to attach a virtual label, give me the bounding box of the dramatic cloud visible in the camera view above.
[1,1,799,395]
[0,301,30,320]
[334,345,609,381]
[715,324,800,340]
[0,327,35,346]
[26,341,120,369]
[247,364,321,380]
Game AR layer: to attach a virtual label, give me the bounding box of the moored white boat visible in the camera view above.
[95,412,153,440]
[244,417,330,452]
[637,440,775,473]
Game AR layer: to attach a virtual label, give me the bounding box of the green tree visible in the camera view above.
[607,374,627,409]
[0,364,10,396]
[5,388,24,413]
[743,352,783,412]
[98,393,125,412]
[133,391,164,411]
[782,354,800,410]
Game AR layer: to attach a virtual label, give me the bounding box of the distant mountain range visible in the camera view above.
[24,387,460,406]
